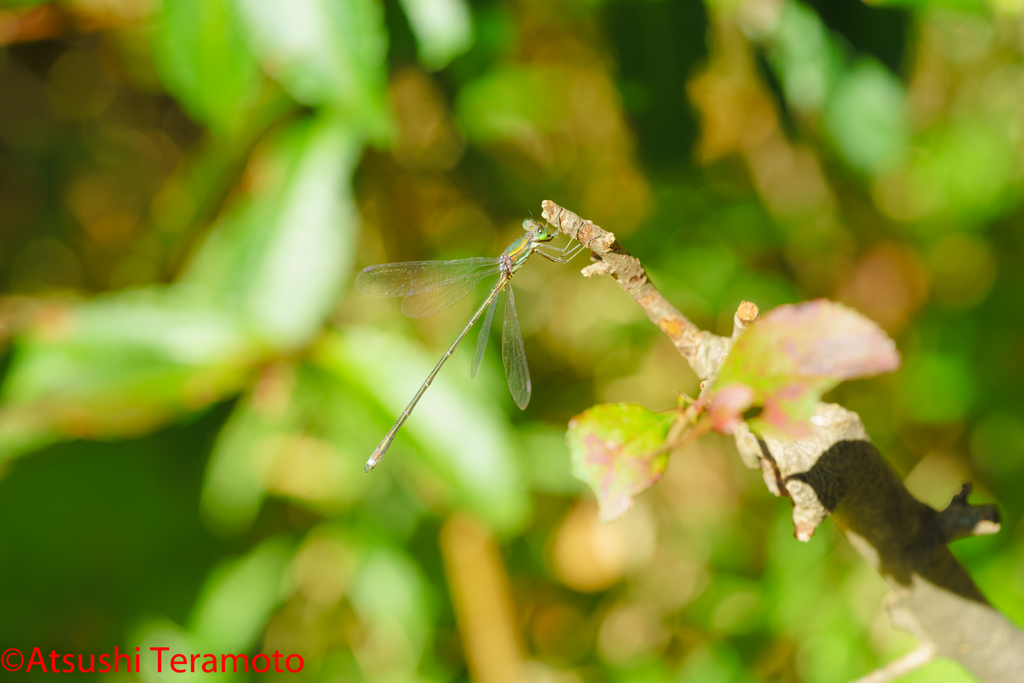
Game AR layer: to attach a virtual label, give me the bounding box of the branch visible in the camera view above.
[848,644,935,683]
[543,200,1024,683]
[542,200,730,381]
[937,483,1001,543]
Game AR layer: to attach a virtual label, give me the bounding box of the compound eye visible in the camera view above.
[522,219,532,232]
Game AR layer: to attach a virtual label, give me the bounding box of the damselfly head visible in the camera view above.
[523,218,554,242]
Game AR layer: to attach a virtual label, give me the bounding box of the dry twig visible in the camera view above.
[542,200,1024,683]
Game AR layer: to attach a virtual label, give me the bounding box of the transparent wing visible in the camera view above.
[355,258,499,297]
[501,284,531,409]
[471,288,500,378]
[356,257,500,318]
[401,272,493,318]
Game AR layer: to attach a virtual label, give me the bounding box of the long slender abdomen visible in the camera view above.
[364,279,506,472]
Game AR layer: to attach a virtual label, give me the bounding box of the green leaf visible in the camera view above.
[899,120,1021,228]
[824,60,910,175]
[349,544,433,662]
[131,536,293,681]
[567,404,677,522]
[707,299,900,437]
[202,362,372,533]
[0,288,257,461]
[151,0,263,136]
[763,1,842,113]
[398,0,473,71]
[200,385,288,534]
[183,115,362,351]
[231,0,389,134]
[190,536,292,651]
[454,66,570,143]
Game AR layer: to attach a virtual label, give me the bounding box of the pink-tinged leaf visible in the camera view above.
[567,404,676,522]
[704,383,755,432]
[707,299,900,436]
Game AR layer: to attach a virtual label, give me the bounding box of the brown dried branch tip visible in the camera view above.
[732,300,759,339]
[541,200,729,381]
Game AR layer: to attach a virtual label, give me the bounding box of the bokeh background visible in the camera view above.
[0,0,1022,681]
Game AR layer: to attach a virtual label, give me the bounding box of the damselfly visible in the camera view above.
[355,219,584,472]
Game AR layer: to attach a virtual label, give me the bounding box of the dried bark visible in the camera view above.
[542,200,1024,683]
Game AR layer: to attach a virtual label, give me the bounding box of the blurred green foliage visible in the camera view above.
[0,0,1022,681]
